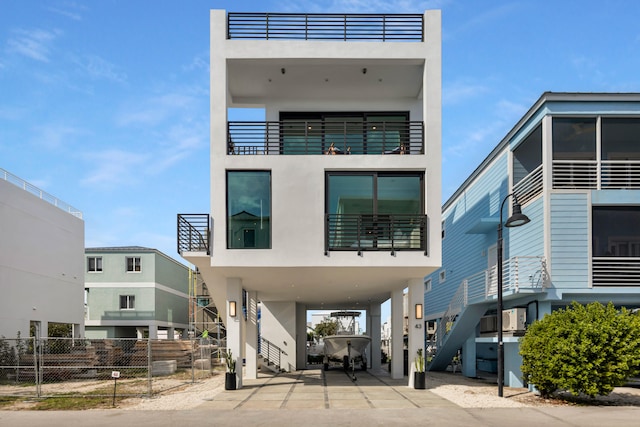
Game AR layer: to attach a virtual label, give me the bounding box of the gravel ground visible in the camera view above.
[117,370,640,410]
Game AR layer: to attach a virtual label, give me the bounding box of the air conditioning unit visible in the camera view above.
[479,316,497,333]
[502,308,526,332]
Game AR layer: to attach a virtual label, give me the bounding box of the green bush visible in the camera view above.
[520,301,640,398]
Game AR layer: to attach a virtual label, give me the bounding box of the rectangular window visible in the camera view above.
[593,206,640,257]
[552,117,596,160]
[227,171,271,249]
[119,295,135,310]
[326,172,424,250]
[87,256,102,272]
[126,257,141,272]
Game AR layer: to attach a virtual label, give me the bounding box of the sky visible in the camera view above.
[3,1,640,289]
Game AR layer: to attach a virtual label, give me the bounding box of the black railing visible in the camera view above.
[227,13,424,41]
[259,337,287,371]
[325,214,427,255]
[228,120,424,155]
[177,214,210,255]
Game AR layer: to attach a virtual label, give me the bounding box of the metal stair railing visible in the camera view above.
[259,337,287,371]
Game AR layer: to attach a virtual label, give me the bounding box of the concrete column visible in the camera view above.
[407,278,424,387]
[167,327,175,340]
[226,278,244,388]
[245,291,258,379]
[462,333,476,378]
[369,303,382,371]
[390,288,404,379]
[148,324,158,339]
[136,327,144,339]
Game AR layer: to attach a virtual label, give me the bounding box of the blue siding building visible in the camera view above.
[425,92,640,388]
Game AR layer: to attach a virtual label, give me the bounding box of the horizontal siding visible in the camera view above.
[550,193,589,288]
[509,197,544,258]
[425,153,508,317]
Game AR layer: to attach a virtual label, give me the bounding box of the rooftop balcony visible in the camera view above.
[227,13,424,42]
[228,120,425,155]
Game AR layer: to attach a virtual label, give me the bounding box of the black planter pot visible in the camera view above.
[414,372,426,389]
[225,372,237,390]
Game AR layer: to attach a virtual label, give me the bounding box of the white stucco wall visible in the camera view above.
[0,178,85,338]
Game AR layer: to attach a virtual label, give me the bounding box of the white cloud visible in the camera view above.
[47,3,87,21]
[443,80,489,105]
[31,124,85,150]
[73,54,127,83]
[116,92,197,127]
[7,28,60,62]
[80,149,147,188]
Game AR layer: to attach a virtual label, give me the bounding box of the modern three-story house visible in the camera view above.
[178,10,442,387]
[425,92,640,388]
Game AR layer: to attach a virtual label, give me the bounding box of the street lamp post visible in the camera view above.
[497,193,530,397]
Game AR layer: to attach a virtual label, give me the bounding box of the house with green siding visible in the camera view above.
[84,246,190,339]
[425,92,640,388]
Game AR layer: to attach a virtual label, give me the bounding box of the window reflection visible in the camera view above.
[227,171,271,249]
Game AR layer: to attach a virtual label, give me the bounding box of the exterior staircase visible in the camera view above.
[258,337,287,373]
[427,256,548,371]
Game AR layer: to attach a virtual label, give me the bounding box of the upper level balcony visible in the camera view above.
[228,120,425,155]
[227,13,424,42]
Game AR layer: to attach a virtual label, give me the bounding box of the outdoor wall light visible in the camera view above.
[229,301,237,317]
[415,303,423,320]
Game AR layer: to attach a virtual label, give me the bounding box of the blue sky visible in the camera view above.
[3,0,640,272]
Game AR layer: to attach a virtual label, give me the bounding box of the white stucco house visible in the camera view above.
[178,10,442,387]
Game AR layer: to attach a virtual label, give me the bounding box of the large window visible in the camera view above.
[593,206,640,257]
[281,112,409,155]
[601,118,640,160]
[227,171,271,249]
[326,172,423,249]
[552,117,596,160]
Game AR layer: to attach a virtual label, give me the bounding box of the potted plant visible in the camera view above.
[224,349,237,390]
[414,349,426,389]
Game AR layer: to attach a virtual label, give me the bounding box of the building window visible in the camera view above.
[126,257,141,272]
[119,295,135,310]
[87,256,102,272]
[197,297,210,307]
[227,171,271,249]
[325,172,424,250]
[552,117,596,160]
[439,270,446,283]
[593,206,640,257]
[441,220,445,239]
[424,279,432,293]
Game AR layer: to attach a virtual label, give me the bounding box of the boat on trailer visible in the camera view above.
[322,311,371,376]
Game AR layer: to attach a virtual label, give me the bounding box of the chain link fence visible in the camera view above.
[0,336,224,398]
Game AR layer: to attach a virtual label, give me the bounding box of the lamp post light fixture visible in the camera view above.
[497,193,530,397]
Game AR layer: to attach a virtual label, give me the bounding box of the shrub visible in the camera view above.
[520,301,640,398]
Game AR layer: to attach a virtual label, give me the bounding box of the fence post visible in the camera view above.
[34,336,41,397]
[147,338,152,396]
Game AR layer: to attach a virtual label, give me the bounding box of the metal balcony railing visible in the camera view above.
[1,168,83,219]
[325,213,427,255]
[228,120,425,155]
[177,214,210,255]
[227,13,424,41]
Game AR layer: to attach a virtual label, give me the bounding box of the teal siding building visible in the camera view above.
[425,93,640,388]
[84,246,190,339]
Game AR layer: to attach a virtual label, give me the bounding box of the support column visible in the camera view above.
[407,278,424,387]
[462,333,476,378]
[245,291,258,379]
[390,288,404,379]
[369,304,382,371]
[167,327,175,340]
[226,278,244,388]
[148,324,158,339]
[136,327,144,339]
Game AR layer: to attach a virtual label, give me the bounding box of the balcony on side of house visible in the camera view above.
[227,13,425,42]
